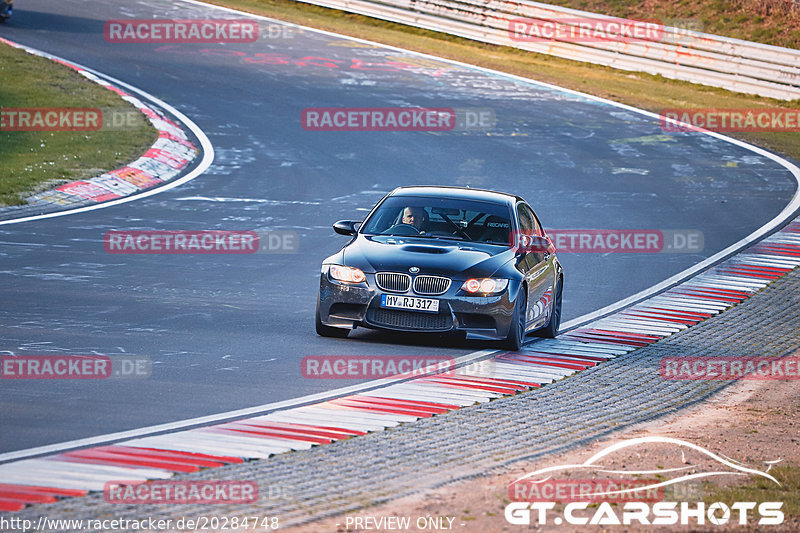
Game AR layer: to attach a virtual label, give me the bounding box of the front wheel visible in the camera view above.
[503,288,527,351]
[534,277,562,339]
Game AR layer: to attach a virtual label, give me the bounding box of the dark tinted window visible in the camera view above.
[523,204,542,235]
[516,204,533,233]
[361,195,512,244]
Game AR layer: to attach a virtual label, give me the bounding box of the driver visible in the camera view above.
[402,206,428,233]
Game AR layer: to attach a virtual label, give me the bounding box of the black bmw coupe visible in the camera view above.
[315,186,563,350]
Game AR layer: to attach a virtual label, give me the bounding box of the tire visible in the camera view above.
[503,287,527,351]
[534,277,562,339]
[315,305,350,338]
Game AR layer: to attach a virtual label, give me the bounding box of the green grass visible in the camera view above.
[704,464,800,520]
[206,0,800,163]
[0,43,156,206]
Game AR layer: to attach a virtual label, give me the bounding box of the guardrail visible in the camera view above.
[294,0,800,100]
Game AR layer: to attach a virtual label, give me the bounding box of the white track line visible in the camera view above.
[172,0,800,327]
[0,48,214,226]
[1,0,797,464]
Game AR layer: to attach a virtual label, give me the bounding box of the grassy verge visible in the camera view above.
[704,464,800,521]
[0,43,156,206]
[208,0,800,162]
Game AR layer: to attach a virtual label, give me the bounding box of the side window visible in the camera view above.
[524,205,543,236]
[516,204,533,234]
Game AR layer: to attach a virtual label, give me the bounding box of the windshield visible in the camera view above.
[360,195,514,245]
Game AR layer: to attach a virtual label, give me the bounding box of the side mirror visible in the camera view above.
[530,235,551,253]
[333,220,360,236]
[516,233,551,254]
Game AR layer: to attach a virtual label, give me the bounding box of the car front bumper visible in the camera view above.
[317,269,518,340]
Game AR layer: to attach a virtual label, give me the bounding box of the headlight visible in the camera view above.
[461,278,508,295]
[329,265,366,283]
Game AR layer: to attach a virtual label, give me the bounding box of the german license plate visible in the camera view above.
[380,294,439,313]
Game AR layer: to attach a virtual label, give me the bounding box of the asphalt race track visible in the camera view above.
[0,0,796,455]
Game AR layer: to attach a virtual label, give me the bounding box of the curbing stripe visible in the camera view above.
[0,37,213,226]
[3,1,800,512]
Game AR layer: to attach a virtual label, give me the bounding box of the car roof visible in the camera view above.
[388,186,522,206]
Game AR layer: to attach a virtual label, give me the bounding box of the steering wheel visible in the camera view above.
[385,223,422,236]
